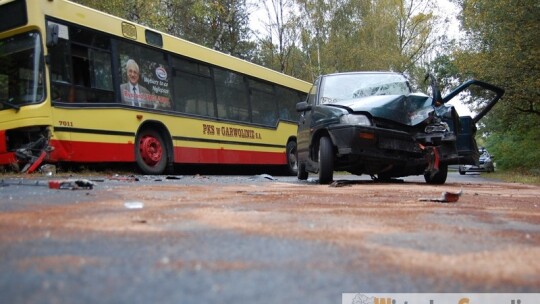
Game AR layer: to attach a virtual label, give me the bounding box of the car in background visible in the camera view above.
[459,148,495,174]
[296,72,504,184]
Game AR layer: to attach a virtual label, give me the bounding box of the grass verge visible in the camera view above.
[486,169,540,185]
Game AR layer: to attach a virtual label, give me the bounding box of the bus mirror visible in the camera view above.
[46,23,59,48]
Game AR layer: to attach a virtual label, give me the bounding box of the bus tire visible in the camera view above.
[135,129,168,175]
[298,162,308,180]
[285,140,298,176]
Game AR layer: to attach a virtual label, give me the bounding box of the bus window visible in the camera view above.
[172,57,215,117]
[0,31,44,108]
[214,68,250,122]
[48,22,114,103]
[117,41,171,109]
[71,44,90,86]
[248,79,278,126]
[276,86,303,122]
[48,39,71,84]
[89,49,113,91]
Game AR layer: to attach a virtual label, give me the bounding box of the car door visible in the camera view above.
[296,78,320,166]
[442,80,505,163]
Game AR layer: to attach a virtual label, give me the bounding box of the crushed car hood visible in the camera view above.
[330,93,435,126]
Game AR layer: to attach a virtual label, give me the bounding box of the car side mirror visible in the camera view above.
[296,101,311,112]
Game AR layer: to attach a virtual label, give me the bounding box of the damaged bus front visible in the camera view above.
[1,26,51,172]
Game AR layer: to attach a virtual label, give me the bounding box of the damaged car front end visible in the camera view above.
[296,72,504,184]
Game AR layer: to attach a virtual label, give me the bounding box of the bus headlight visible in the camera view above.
[340,114,371,126]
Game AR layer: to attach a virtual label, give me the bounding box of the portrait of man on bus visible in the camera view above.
[120,59,151,107]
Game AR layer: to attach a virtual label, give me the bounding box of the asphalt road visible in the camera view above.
[1,171,539,303]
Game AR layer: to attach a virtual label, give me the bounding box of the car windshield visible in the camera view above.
[0,31,44,111]
[319,73,410,104]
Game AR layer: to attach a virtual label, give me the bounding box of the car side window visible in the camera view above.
[307,84,317,105]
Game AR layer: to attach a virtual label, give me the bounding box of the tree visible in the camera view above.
[450,0,540,170]
[74,0,255,59]
[293,0,438,81]
[73,0,163,28]
[256,0,299,73]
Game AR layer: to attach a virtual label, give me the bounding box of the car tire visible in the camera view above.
[135,129,168,175]
[377,172,393,182]
[424,164,448,185]
[298,161,308,180]
[284,141,298,176]
[458,167,466,175]
[318,136,334,184]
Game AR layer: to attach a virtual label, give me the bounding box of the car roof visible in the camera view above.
[323,71,403,77]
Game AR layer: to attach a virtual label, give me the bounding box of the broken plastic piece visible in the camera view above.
[251,174,277,181]
[26,151,48,174]
[124,201,144,209]
[48,179,95,190]
[419,189,463,203]
[40,164,56,176]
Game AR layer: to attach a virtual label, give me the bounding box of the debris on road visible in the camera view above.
[124,201,144,209]
[48,179,95,190]
[0,179,95,190]
[109,174,139,182]
[419,188,463,203]
[329,180,353,187]
[39,164,56,176]
[250,174,277,181]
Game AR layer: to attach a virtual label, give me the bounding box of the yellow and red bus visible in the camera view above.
[0,0,310,174]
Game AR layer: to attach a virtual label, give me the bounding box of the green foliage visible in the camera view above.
[290,0,439,82]
[73,0,255,59]
[450,0,540,171]
[487,128,540,171]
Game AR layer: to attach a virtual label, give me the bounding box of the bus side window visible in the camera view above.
[49,22,114,103]
[276,87,303,122]
[88,49,113,91]
[249,79,278,126]
[49,39,71,83]
[71,44,90,87]
[214,68,250,122]
[49,38,73,102]
[171,57,215,117]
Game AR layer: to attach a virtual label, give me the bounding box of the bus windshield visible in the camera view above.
[0,32,44,110]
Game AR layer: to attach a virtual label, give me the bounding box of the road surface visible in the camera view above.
[1,172,539,303]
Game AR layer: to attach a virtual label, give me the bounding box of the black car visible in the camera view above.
[296,72,504,184]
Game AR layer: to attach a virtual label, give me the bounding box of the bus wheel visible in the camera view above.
[285,141,298,176]
[135,129,167,175]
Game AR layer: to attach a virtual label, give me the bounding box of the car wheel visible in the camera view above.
[377,172,393,182]
[458,167,466,175]
[284,141,298,176]
[298,161,308,180]
[318,136,334,184]
[424,164,448,185]
[135,129,168,175]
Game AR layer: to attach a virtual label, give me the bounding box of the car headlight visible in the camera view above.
[340,114,371,126]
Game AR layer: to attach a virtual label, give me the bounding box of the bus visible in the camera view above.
[0,0,311,175]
